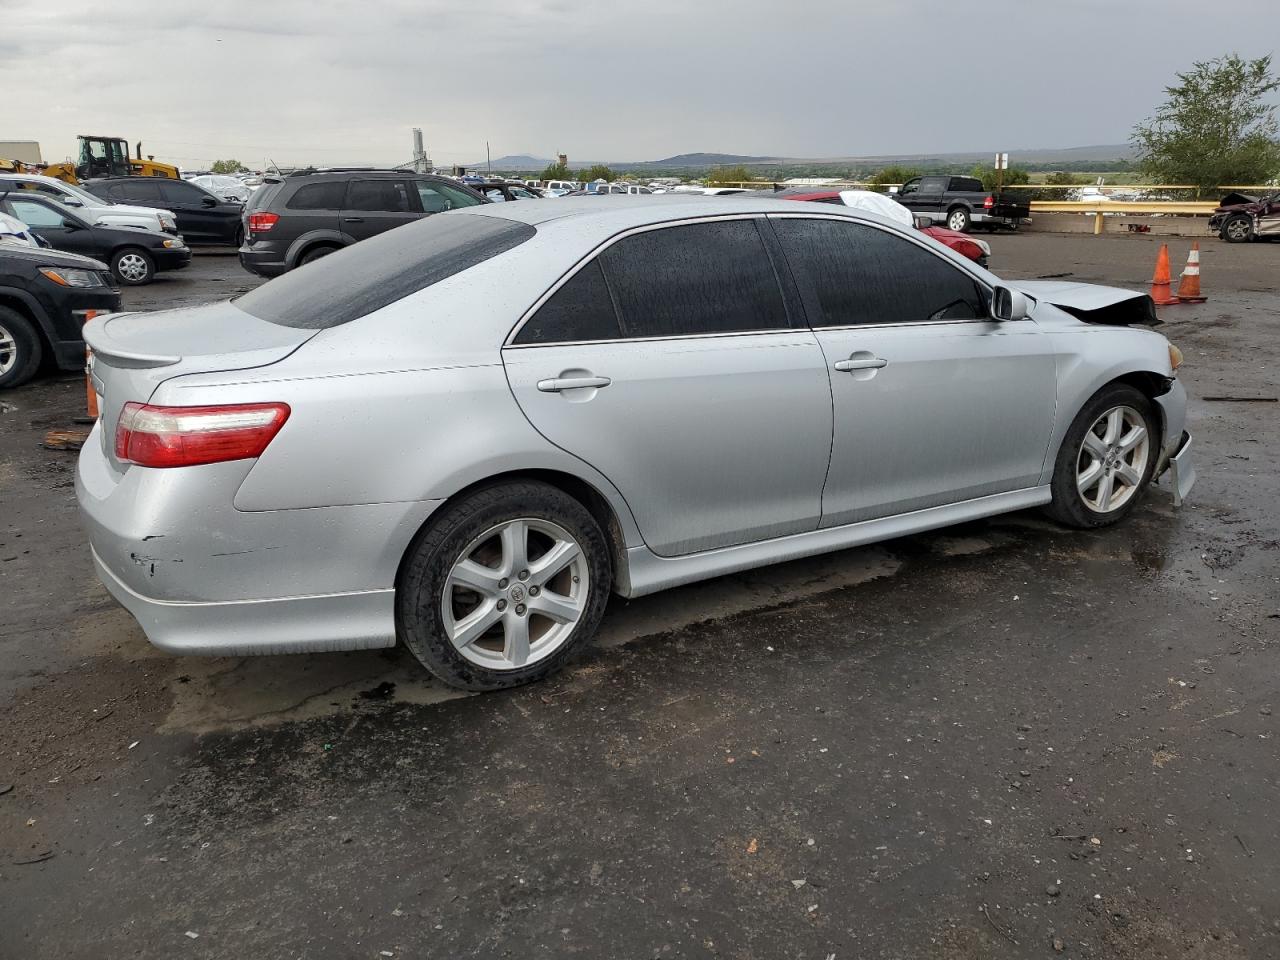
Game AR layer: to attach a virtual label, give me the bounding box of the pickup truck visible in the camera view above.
[893,175,1030,233]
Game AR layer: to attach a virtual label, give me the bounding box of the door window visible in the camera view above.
[600,219,790,338]
[514,260,620,344]
[110,180,164,202]
[774,218,987,326]
[9,198,69,228]
[483,188,508,202]
[898,178,920,196]
[160,180,208,204]
[919,176,948,193]
[346,179,415,213]
[414,181,484,213]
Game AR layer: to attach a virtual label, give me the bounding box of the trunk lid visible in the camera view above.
[85,300,316,466]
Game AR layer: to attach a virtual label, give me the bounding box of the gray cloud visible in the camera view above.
[6,0,1278,169]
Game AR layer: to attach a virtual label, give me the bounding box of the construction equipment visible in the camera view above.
[36,135,180,184]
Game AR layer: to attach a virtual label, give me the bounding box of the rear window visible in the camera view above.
[286,181,346,210]
[234,213,535,329]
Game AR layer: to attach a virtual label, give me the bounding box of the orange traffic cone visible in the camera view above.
[1175,242,1207,303]
[1149,244,1180,305]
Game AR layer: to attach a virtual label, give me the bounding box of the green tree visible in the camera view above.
[210,158,246,174]
[968,163,1030,191]
[866,165,921,192]
[1132,53,1280,194]
[576,164,616,183]
[705,164,752,186]
[540,160,572,181]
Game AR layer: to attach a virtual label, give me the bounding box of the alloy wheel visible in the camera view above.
[116,253,149,283]
[1225,219,1251,241]
[441,518,589,670]
[0,323,15,376]
[948,211,968,231]
[1076,405,1150,513]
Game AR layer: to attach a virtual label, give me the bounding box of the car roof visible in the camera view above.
[0,172,71,188]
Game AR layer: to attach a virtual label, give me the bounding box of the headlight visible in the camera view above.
[1169,343,1184,370]
[162,239,183,248]
[160,216,177,229]
[39,266,105,288]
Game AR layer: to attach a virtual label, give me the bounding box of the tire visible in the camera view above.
[946,207,971,232]
[234,226,245,248]
[1221,215,1252,243]
[298,245,337,266]
[0,306,44,389]
[397,480,612,691]
[1044,384,1158,529]
[111,247,155,285]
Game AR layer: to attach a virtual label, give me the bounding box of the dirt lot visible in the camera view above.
[1,237,1277,959]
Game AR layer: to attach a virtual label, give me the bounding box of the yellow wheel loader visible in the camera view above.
[36,135,180,184]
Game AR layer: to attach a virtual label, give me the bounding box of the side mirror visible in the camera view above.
[201,195,217,207]
[62,219,84,232]
[63,198,84,207]
[913,215,934,228]
[991,285,1031,321]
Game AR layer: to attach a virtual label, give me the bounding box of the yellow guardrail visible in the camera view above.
[1027,200,1218,234]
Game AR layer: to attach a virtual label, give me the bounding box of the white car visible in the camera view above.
[190,175,250,203]
[0,173,178,235]
[543,180,577,197]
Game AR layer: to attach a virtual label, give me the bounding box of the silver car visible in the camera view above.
[77,196,1196,690]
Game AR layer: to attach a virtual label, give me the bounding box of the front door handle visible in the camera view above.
[537,376,612,393]
[833,357,888,372]
[342,217,364,223]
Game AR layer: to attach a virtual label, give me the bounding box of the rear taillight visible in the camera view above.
[247,212,279,233]
[983,195,995,209]
[114,402,290,468]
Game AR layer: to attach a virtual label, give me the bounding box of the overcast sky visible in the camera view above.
[5,0,1277,170]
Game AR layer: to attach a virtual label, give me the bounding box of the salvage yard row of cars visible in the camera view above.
[72,194,1195,692]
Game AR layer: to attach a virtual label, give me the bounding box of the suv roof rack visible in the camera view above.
[284,167,409,178]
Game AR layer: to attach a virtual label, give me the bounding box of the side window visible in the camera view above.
[898,178,920,196]
[415,182,483,213]
[286,182,346,210]
[514,260,621,345]
[346,179,414,213]
[600,219,790,338]
[160,180,205,203]
[774,218,986,326]
[483,188,508,202]
[920,176,948,193]
[949,177,983,192]
[114,180,164,202]
[9,199,68,228]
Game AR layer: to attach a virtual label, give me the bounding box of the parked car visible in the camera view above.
[78,195,1194,693]
[1208,190,1280,243]
[0,192,190,285]
[776,188,992,266]
[893,175,1030,233]
[0,173,178,235]
[471,180,543,202]
[237,170,487,277]
[189,175,251,204]
[82,177,243,245]
[0,243,119,388]
[543,180,577,197]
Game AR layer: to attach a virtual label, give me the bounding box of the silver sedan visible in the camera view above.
[77,196,1196,690]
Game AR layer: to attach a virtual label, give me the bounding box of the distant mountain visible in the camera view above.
[465,154,553,171]
[641,152,781,167]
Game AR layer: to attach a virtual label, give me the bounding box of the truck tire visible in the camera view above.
[0,306,44,390]
[946,207,971,232]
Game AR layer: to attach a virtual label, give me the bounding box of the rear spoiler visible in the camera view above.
[83,314,181,368]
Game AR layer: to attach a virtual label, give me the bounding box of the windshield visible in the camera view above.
[63,182,110,206]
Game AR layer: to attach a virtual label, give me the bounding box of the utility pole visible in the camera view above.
[486,141,492,175]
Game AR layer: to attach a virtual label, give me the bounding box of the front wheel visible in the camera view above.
[1044,384,1158,529]
[111,248,155,285]
[397,481,612,691]
[0,306,43,389]
[946,207,971,232]
[1222,216,1253,243]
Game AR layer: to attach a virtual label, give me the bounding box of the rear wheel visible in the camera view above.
[946,207,971,232]
[0,306,43,389]
[111,247,154,285]
[1044,384,1157,528]
[397,481,612,691]
[1222,215,1253,243]
[298,245,338,266]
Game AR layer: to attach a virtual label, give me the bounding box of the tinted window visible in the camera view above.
[774,218,986,325]
[236,214,534,329]
[109,180,163,202]
[514,260,620,345]
[8,198,68,228]
[949,177,984,192]
[415,181,483,214]
[160,180,207,203]
[346,179,414,212]
[600,219,789,338]
[287,181,347,210]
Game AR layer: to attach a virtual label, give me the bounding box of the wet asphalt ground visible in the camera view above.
[1,237,1277,959]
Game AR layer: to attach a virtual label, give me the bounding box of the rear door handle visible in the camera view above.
[342,217,364,223]
[833,357,888,372]
[537,376,612,392]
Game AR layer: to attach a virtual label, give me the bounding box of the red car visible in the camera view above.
[774,189,991,267]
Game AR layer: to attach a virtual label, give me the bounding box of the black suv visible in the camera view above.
[81,177,244,245]
[0,244,120,389]
[238,170,488,277]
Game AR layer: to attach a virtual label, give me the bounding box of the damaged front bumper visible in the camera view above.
[1152,379,1195,506]
[1158,431,1196,507]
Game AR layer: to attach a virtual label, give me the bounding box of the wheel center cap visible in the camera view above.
[509,584,526,603]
